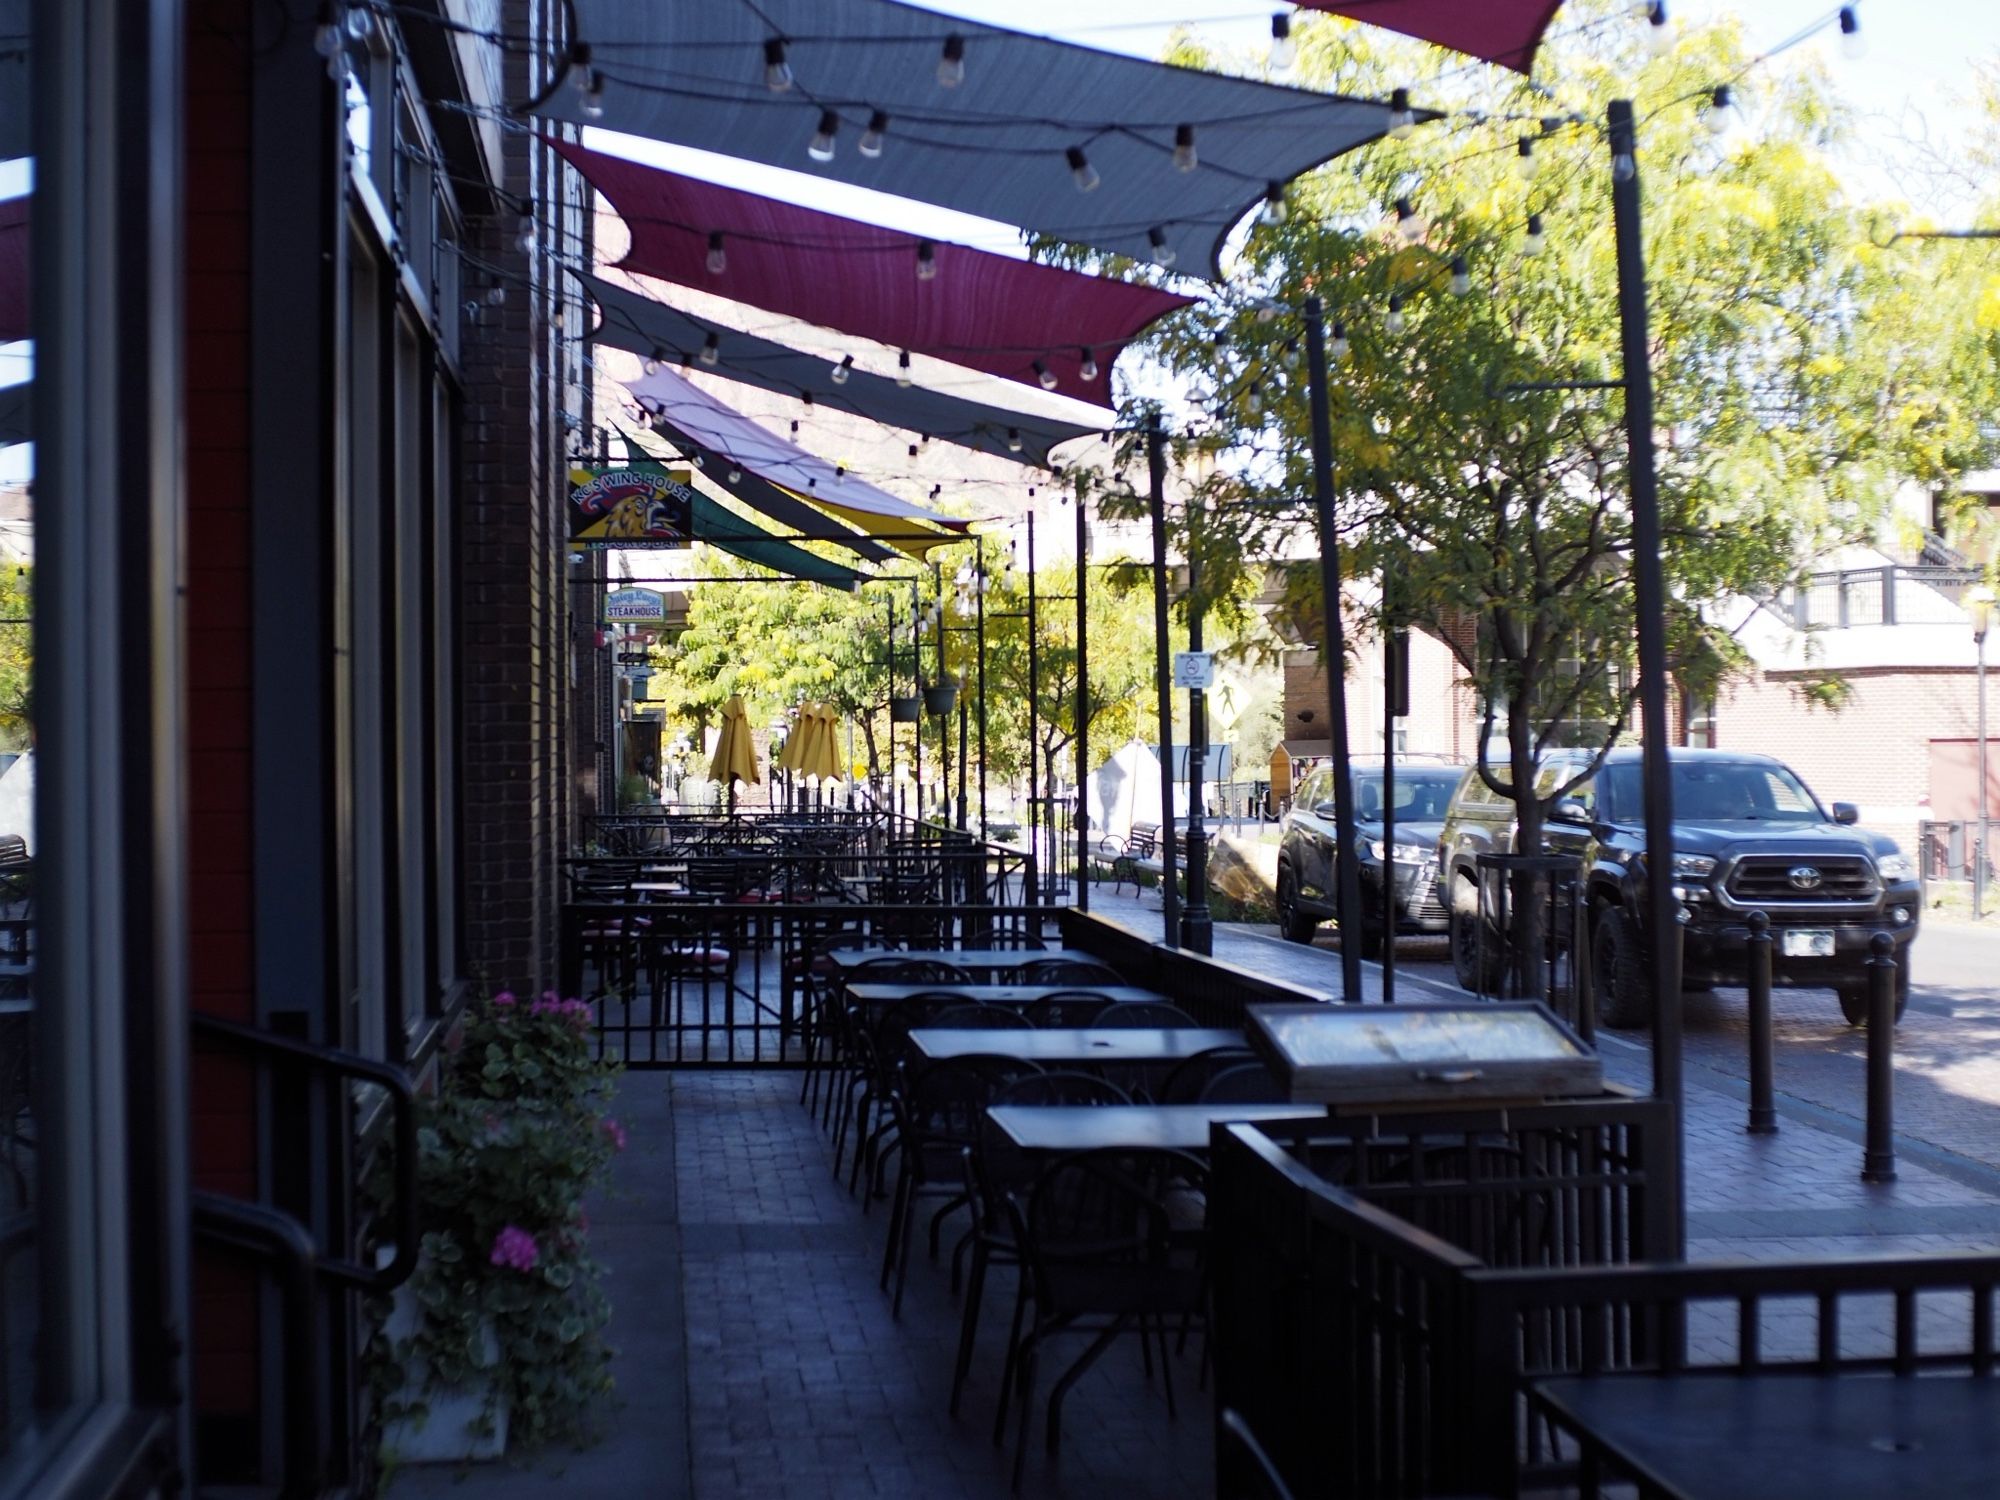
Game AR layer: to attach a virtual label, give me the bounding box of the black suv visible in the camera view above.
[1437,747,1919,1027]
[1275,757,1467,957]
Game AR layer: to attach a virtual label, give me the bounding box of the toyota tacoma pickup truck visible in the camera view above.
[1437,746,1918,1027]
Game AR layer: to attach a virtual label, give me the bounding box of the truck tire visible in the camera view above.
[1593,909,1655,1029]
[1276,868,1317,944]
[1836,957,1910,1027]
[1450,880,1502,993]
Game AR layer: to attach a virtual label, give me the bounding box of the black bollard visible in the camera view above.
[1861,931,1898,1183]
[1745,911,1777,1134]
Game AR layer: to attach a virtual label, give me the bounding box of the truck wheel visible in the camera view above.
[1450,883,1502,993]
[1836,959,1910,1027]
[1276,869,1317,944]
[1593,909,1654,1029]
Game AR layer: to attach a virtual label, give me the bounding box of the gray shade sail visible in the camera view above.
[586,274,1099,470]
[547,0,1406,277]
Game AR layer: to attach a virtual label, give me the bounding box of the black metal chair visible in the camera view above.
[1156,1046,1260,1104]
[929,1002,1037,1030]
[1021,991,1113,1028]
[1196,1062,1285,1104]
[1012,959,1123,987]
[1090,1001,1200,1029]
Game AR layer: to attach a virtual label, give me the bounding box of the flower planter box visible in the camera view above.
[378,1256,509,1463]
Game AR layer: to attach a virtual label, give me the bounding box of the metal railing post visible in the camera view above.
[1745,911,1777,1134]
[1862,932,1898,1183]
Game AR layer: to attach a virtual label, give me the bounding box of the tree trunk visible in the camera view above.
[1507,695,1548,1000]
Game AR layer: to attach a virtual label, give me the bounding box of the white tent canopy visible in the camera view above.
[1086,738,1188,843]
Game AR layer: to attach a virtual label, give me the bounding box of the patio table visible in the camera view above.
[985,1102,1321,1154]
[910,1027,1244,1067]
[844,982,1162,1011]
[1530,1372,2000,1499]
[821,947,1105,973]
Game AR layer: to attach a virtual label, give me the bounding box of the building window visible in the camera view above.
[1686,694,1718,749]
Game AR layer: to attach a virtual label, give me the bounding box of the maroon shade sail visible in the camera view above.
[555,139,1192,404]
[1294,1,1567,75]
[0,196,26,345]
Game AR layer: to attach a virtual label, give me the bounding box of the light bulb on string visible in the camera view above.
[908,444,919,459]
[315,11,345,69]
[1035,360,1058,391]
[1387,87,1416,139]
[1385,295,1406,336]
[1147,226,1177,268]
[1839,6,1864,59]
[727,467,742,484]
[642,347,664,376]
[937,34,966,88]
[834,466,847,486]
[808,110,838,162]
[565,43,592,94]
[1246,381,1262,415]
[1078,348,1099,381]
[1282,338,1301,370]
[705,232,727,275]
[516,204,538,255]
[1450,256,1472,295]
[1268,12,1296,72]
[1393,197,1425,242]
[897,351,912,388]
[1706,84,1741,139]
[579,71,606,120]
[1066,147,1100,193]
[859,111,888,159]
[763,38,793,92]
[1173,124,1198,173]
[1006,429,1024,453]
[1516,137,1540,180]
[345,2,371,39]
[1524,212,1547,255]
[1612,150,1636,182]
[1260,182,1287,226]
[486,282,506,307]
[699,332,720,366]
[1329,321,1350,360]
[1644,2,1673,56]
[789,420,800,441]
[830,354,853,385]
[691,453,706,470]
[916,240,938,281]
[677,351,692,371]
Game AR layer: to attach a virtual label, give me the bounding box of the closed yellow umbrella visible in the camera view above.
[709,695,760,787]
[775,706,806,773]
[812,705,845,782]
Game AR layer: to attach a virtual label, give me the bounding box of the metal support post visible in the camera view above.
[1075,491,1091,913]
[1745,910,1777,1134]
[977,537,988,839]
[1301,298,1364,1003]
[1025,514,1040,904]
[1381,617,1406,1003]
[1147,418,1182,944]
[1609,98,1685,1255]
[1181,493,1213,954]
[1978,623,1989,920]
[1862,933,1898,1182]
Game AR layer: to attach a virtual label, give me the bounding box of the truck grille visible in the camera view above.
[1408,866,1447,922]
[1726,854,1876,904]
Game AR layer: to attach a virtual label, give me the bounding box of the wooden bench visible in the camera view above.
[1093,821,1163,894]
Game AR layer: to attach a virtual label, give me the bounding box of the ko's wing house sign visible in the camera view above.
[568,465,694,549]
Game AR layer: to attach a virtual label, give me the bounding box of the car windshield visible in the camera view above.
[1353,768,1463,821]
[1602,759,1824,823]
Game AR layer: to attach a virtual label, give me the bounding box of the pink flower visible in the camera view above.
[602,1118,628,1152]
[489,1225,539,1272]
[492,991,516,1009]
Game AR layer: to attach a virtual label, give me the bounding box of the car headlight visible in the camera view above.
[1670,854,1717,878]
[1365,840,1431,863]
[1876,853,1914,882]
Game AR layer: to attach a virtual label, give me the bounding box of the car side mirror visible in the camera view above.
[1314,800,1338,819]
[1552,799,1592,825]
[1832,801,1859,825]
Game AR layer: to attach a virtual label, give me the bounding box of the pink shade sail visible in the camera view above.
[557,140,1192,403]
[1294,1,1568,75]
[0,196,26,345]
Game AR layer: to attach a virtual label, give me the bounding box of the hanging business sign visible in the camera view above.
[603,586,667,624]
[567,465,694,550]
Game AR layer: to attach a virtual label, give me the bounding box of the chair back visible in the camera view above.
[1091,1001,1200,1030]
[1157,1046,1259,1104]
[1196,1062,1285,1104]
[992,1072,1131,1108]
[1014,1149,1210,1305]
[930,1002,1036,1030]
[1013,959,1122,987]
[1023,991,1112,1028]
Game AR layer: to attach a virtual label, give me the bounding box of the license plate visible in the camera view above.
[1781,928,1835,958]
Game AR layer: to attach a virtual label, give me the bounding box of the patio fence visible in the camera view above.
[1211,1116,2000,1498]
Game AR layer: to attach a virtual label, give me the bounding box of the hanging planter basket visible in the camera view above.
[889,695,923,723]
[923,683,959,716]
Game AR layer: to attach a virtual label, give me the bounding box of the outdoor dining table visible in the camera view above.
[843,982,1163,1011]
[984,1102,1322,1154]
[821,947,1108,973]
[1529,1372,2000,1499]
[909,1027,1245,1067]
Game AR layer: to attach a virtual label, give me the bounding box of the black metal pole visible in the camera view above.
[1181,493,1213,954]
[933,562,949,825]
[977,538,988,839]
[1147,418,1182,944]
[886,598,898,805]
[1610,98,1685,1259]
[1745,910,1777,1134]
[1862,933,1898,1182]
[910,579,922,822]
[1302,297,1364,1003]
[957,672,969,832]
[1075,492,1091,913]
[1025,514,1041,905]
[1381,617,1399,1003]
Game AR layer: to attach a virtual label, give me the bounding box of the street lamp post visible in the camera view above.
[1972,588,1994,918]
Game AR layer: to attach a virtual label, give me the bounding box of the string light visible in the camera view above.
[691,453,706,470]
[1644,2,1673,56]
[1706,84,1741,138]
[1839,6,1864,59]
[515,208,538,255]
[860,111,889,159]
[1079,348,1100,381]
[1385,294,1406,335]
[1282,338,1300,370]
[1450,255,1471,295]
[763,38,793,92]
[1613,148,1636,182]
[790,419,800,440]
[802,392,815,411]
[916,240,938,280]
[1260,182,1287,226]
[1393,196,1426,242]
[1268,12,1296,72]
[344,2,370,38]
[565,42,592,95]
[313,5,344,57]
[1387,87,1417,140]
[1516,136,1540,180]
[897,350,913,388]
[486,282,506,306]
[1330,320,1350,360]
[1524,212,1547,255]
[579,71,605,120]
[1066,147,1100,193]
[808,109,839,162]
[643,347,664,376]
[834,466,847,486]
[908,443,919,458]
[1032,359,1057,390]
[937,35,966,88]
[1007,429,1024,453]
[1246,380,1262,415]
[705,231,727,275]
[700,332,720,366]
[728,466,743,484]
[830,354,854,384]
[1173,124,1198,173]
[1147,226,1177,268]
